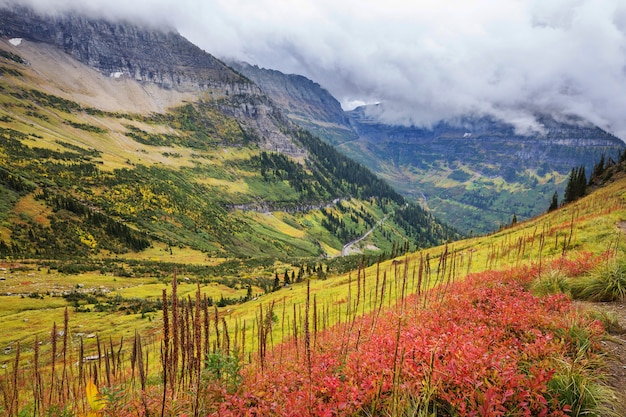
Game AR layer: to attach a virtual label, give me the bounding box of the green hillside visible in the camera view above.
[2,122,625,417]
[0,43,455,265]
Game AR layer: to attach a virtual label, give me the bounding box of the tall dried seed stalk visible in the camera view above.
[356,264,361,308]
[171,270,179,391]
[195,284,201,378]
[222,317,230,355]
[161,288,169,414]
[304,280,311,372]
[10,342,20,417]
[304,279,312,414]
[213,304,220,353]
[203,294,210,365]
[33,335,43,415]
[96,334,103,387]
[49,322,57,405]
[313,294,318,348]
[60,307,69,402]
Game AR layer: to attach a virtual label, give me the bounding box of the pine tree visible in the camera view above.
[272,273,280,292]
[548,191,559,212]
[591,154,605,180]
[576,166,587,197]
[563,168,576,204]
[563,165,587,204]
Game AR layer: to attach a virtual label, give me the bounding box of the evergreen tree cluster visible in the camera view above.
[554,151,623,211]
[590,154,606,181]
[251,151,309,193]
[0,166,36,193]
[320,209,361,243]
[563,166,587,204]
[294,128,405,204]
[46,192,151,251]
[392,203,458,247]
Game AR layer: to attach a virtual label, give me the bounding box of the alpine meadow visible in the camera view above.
[0,3,625,417]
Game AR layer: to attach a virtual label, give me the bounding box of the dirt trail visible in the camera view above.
[580,299,626,415]
[584,220,626,414]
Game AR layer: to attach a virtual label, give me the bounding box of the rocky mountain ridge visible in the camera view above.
[234,64,624,233]
[230,61,357,146]
[0,5,240,91]
[0,6,455,261]
[0,4,305,157]
[347,106,622,172]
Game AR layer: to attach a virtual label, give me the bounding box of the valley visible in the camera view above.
[0,5,625,417]
[234,63,624,235]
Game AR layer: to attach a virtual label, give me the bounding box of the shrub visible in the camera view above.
[586,309,625,335]
[548,354,618,417]
[203,352,242,394]
[571,260,626,302]
[531,268,571,296]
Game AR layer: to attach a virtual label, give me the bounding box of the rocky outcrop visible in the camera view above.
[229,61,357,145]
[347,107,624,174]
[0,4,305,156]
[0,5,243,92]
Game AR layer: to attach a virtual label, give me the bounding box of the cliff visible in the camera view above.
[0,5,241,91]
[230,61,357,145]
[0,4,304,156]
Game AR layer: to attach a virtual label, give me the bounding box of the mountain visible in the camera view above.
[0,6,454,264]
[342,107,624,234]
[233,64,624,235]
[230,61,357,146]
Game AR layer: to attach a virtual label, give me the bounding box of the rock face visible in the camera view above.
[230,61,357,145]
[347,106,623,175]
[0,5,241,91]
[0,4,304,156]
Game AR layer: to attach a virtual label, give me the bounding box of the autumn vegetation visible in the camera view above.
[2,168,626,415]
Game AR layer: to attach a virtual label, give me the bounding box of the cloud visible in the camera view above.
[6,0,626,139]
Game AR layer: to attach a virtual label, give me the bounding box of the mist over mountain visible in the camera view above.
[234,63,624,234]
[6,0,626,142]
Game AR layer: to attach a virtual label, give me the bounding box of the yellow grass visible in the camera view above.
[115,241,213,264]
[11,194,52,226]
[2,172,626,371]
[195,177,250,193]
[246,211,307,238]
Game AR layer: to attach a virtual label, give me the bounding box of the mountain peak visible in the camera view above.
[0,4,243,92]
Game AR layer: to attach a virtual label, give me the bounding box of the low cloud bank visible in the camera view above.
[9,0,626,139]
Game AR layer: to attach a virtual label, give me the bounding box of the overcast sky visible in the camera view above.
[9,0,626,139]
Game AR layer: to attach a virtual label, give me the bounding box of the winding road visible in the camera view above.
[341,215,388,256]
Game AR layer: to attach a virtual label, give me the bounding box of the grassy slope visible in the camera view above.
[337,134,621,236]
[1,146,624,417]
[0,44,446,262]
[2,157,624,361]
[2,42,625,415]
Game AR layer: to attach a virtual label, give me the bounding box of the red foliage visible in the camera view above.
[213,261,604,417]
[550,251,610,277]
